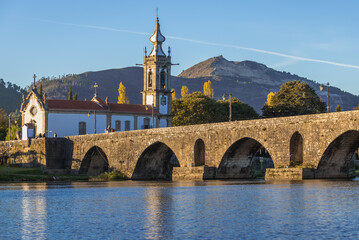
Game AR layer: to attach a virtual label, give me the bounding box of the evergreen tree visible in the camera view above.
[117,82,129,104]
[73,93,78,100]
[203,80,214,98]
[336,104,342,112]
[181,86,189,98]
[39,84,43,99]
[0,108,7,141]
[68,87,73,100]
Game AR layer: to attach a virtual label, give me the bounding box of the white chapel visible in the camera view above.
[20,17,173,139]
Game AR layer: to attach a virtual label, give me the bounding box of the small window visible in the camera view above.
[115,120,121,131]
[143,118,150,129]
[125,120,131,131]
[79,122,86,135]
[160,69,166,89]
[148,70,152,88]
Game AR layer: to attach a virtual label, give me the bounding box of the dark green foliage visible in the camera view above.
[262,80,326,117]
[73,93,78,100]
[93,170,127,181]
[68,87,73,100]
[0,78,27,113]
[172,92,258,126]
[0,109,7,141]
[39,84,43,99]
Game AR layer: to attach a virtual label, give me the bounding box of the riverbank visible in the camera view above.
[0,166,89,182]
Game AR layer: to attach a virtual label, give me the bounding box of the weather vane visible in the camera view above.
[156,8,158,18]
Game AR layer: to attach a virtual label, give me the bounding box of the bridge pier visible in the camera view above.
[265,168,316,180]
[172,166,216,181]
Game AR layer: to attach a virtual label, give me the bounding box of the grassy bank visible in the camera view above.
[0,165,89,182]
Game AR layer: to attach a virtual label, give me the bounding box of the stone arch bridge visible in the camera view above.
[2,111,359,180]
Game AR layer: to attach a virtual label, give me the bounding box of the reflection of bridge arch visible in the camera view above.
[316,130,359,178]
[132,141,180,180]
[79,146,109,176]
[217,137,273,179]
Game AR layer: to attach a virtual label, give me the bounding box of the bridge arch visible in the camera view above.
[194,139,205,166]
[217,137,273,179]
[132,141,180,180]
[290,131,303,167]
[79,146,109,176]
[316,130,359,178]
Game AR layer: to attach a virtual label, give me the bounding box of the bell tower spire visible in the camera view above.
[149,15,166,57]
[141,15,173,128]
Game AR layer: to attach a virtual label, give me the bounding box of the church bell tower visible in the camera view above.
[142,16,172,127]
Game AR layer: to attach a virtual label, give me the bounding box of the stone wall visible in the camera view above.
[2,110,359,180]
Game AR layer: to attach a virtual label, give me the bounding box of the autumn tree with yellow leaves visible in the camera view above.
[117,82,129,104]
[181,86,189,98]
[203,80,214,98]
[171,88,176,100]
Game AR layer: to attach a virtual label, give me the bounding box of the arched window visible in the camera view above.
[148,70,153,88]
[290,132,303,167]
[194,139,205,166]
[160,68,166,89]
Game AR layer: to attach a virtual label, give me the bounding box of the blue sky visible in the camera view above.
[1,0,359,95]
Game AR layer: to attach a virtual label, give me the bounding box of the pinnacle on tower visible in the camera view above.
[149,17,166,57]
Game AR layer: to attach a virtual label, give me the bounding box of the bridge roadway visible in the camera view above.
[2,111,359,180]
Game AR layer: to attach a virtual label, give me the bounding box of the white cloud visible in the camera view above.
[38,19,359,70]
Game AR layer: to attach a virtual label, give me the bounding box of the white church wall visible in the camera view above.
[47,112,107,137]
[23,95,45,136]
[159,118,167,128]
[137,115,156,129]
[159,95,168,114]
[111,115,135,131]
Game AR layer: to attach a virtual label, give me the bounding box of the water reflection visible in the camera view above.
[0,180,359,239]
[144,187,174,239]
[21,183,48,239]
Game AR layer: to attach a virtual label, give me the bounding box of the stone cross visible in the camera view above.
[33,74,37,89]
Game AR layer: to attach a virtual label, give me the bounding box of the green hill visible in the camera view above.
[0,79,27,113]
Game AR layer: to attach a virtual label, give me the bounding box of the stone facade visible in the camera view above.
[2,111,359,180]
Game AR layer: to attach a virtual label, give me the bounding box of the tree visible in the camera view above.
[172,92,258,126]
[262,80,326,117]
[181,86,189,98]
[0,109,7,141]
[203,80,214,98]
[266,92,276,106]
[117,82,129,104]
[68,87,73,100]
[39,84,43,99]
[336,104,342,112]
[73,93,78,100]
[171,89,176,100]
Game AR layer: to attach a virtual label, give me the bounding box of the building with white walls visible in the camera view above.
[20,17,172,139]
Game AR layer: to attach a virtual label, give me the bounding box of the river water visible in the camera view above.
[1,179,359,239]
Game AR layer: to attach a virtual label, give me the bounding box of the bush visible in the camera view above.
[93,170,127,181]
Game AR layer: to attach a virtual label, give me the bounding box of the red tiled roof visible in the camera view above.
[91,96,107,107]
[47,100,105,111]
[47,99,159,114]
[108,103,159,114]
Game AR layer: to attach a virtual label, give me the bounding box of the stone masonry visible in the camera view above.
[2,111,359,180]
